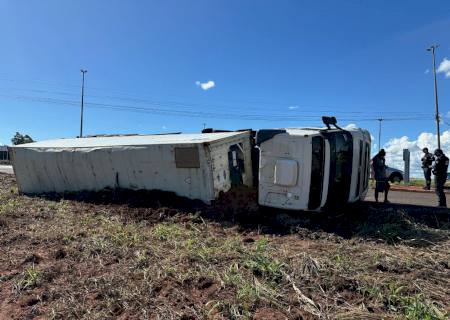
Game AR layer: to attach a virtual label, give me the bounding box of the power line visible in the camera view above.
[0,92,436,123]
[0,77,435,116]
[0,86,436,121]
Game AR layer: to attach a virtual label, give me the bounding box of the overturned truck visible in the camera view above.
[10,118,371,210]
[11,132,253,203]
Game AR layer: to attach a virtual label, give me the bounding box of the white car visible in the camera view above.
[385,166,404,183]
[370,165,403,183]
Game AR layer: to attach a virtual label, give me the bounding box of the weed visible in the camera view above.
[56,200,71,214]
[209,300,251,320]
[223,236,245,253]
[360,283,383,302]
[47,202,58,211]
[92,236,112,254]
[223,263,243,287]
[152,223,183,241]
[383,283,448,319]
[108,224,142,246]
[62,234,75,245]
[83,215,144,250]
[0,198,19,215]
[134,249,150,269]
[161,265,177,277]
[385,282,406,311]
[184,236,221,263]
[402,295,446,320]
[237,280,261,303]
[333,253,351,271]
[14,266,41,292]
[404,256,415,269]
[244,238,283,282]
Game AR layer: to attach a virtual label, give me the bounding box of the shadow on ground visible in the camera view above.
[38,186,450,247]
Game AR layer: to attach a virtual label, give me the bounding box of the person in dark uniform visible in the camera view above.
[372,149,390,203]
[421,147,434,190]
[432,149,449,207]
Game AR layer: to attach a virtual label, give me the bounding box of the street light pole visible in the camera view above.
[79,69,88,138]
[427,45,441,149]
[377,117,383,151]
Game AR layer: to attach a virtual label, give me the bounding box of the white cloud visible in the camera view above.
[424,68,430,74]
[446,111,450,118]
[344,123,359,130]
[383,129,450,177]
[162,125,167,130]
[288,105,299,110]
[344,124,376,143]
[437,57,450,78]
[195,80,215,90]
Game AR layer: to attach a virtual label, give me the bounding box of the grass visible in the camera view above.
[369,177,445,188]
[152,222,183,241]
[408,178,428,187]
[383,283,446,320]
[0,173,449,319]
[243,238,284,282]
[13,265,41,292]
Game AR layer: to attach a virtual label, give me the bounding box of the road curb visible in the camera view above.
[390,186,450,194]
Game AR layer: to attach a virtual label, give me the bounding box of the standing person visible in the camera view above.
[421,148,434,190]
[432,149,449,208]
[372,149,390,203]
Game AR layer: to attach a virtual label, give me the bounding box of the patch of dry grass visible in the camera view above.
[0,173,449,319]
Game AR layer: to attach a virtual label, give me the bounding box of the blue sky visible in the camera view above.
[1,0,450,161]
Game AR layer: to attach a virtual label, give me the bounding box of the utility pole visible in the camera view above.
[427,45,441,149]
[377,117,383,151]
[79,69,88,138]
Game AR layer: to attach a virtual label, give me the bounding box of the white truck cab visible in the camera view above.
[257,125,371,211]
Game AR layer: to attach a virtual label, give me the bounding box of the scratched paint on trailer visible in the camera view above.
[208,135,253,198]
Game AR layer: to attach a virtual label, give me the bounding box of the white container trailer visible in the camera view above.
[10,131,253,203]
[257,126,371,211]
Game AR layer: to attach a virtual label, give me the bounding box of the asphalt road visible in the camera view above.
[365,188,448,208]
[0,165,13,174]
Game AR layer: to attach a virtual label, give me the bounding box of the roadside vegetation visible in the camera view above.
[370,177,450,188]
[0,173,449,319]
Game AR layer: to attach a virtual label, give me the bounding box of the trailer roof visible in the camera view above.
[13,131,250,149]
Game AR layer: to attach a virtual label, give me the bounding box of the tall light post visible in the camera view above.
[79,69,88,138]
[377,117,383,151]
[427,45,441,149]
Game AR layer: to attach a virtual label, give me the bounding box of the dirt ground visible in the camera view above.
[0,173,449,319]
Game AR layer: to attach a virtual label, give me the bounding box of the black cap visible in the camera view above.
[434,149,443,156]
[422,147,428,152]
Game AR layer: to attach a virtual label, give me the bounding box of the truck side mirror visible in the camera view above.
[322,116,342,130]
